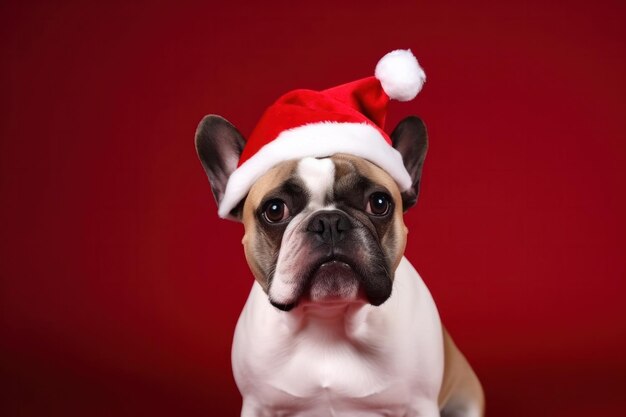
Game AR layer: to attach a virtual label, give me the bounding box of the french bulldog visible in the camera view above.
[195,114,484,417]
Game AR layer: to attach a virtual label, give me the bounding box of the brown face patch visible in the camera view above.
[330,154,407,273]
[241,160,300,291]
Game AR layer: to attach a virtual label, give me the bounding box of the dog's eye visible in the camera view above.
[263,199,290,223]
[367,193,392,216]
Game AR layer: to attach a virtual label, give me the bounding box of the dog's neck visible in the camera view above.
[276,301,380,347]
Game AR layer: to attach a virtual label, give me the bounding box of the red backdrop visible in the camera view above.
[2,1,625,416]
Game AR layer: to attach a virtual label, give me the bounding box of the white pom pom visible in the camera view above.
[375,49,426,102]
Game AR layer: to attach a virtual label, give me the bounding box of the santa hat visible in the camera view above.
[218,49,426,219]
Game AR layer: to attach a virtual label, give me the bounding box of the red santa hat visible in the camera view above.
[218,49,426,218]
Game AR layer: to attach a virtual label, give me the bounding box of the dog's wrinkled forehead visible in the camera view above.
[244,153,400,213]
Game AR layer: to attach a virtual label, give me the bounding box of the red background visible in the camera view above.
[2,1,625,416]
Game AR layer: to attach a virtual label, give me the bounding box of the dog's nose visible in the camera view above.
[306,210,352,244]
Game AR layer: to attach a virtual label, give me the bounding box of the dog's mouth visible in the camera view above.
[271,255,371,311]
[269,250,393,312]
[302,259,363,304]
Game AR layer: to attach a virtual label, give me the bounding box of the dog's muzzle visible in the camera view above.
[269,210,393,311]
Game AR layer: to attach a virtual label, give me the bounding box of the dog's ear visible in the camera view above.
[391,116,428,211]
[195,115,246,217]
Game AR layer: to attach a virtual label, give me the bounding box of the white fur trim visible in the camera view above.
[375,49,426,102]
[218,122,412,219]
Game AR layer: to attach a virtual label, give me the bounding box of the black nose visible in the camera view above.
[306,210,352,244]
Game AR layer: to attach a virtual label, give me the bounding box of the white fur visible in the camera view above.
[297,157,335,209]
[232,257,444,417]
[375,49,426,102]
[217,122,412,219]
[267,211,311,304]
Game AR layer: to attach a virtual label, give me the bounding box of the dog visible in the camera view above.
[195,112,485,416]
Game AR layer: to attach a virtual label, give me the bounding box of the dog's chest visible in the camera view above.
[267,320,401,397]
[237,321,430,416]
